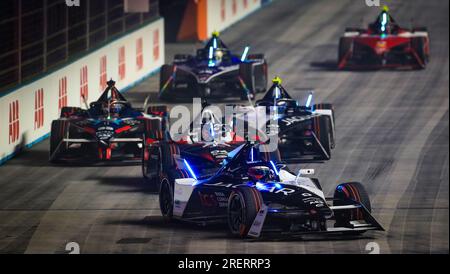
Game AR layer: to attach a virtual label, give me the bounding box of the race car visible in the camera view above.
[49,79,169,163]
[159,31,268,101]
[231,77,336,161]
[142,100,247,184]
[157,141,384,238]
[338,6,430,70]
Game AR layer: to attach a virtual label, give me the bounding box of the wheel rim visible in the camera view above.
[228,194,244,233]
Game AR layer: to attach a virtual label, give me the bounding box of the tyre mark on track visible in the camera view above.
[389,112,449,253]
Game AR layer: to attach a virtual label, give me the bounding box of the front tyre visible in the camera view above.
[159,177,174,221]
[227,186,263,238]
[333,182,372,234]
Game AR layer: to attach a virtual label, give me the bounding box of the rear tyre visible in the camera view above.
[239,63,256,101]
[144,118,165,143]
[161,143,181,180]
[142,145,161,186]
[312,116,332,160]
[247,54,265,60]
[147,105,169,116]
[227,186,263,238]
[142,118,166,184]
[338,37,352,68]
[159,65,175,101]
[174,54,191,62]
[60,107,84,118]
[247,55,268,93]
[333,182,372,234]
[254,62,268,93]
[314,103,336,149]
[49,120,69,163]
[146,106,169,140]
[412,37,429,69]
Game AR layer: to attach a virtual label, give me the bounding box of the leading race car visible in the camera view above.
[159,31,268,101]
[338,6,430,70]
[157,141,384,238]
[231,77,336,161]
[49,79,168,164]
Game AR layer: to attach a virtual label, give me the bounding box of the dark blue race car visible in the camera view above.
[49,80,169,164]
[159,32,268,101]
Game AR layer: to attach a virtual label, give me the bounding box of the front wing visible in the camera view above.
[248,203,384,238]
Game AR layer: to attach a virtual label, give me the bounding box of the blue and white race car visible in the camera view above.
[232,77,336,161]
[158,141,384,238]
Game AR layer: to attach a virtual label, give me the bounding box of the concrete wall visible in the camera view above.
[0,18,165,165]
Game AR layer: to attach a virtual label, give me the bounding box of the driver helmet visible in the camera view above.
[201,121,216,142]
[214,49,224,64]
[248,166,273,182]
[101,102,109,115]
[109,101,124,116]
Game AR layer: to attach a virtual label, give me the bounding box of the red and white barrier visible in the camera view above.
[206,0,261,37]
[0,18,165,164]
[177,0,265,41]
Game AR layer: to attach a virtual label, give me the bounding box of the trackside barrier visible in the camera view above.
[177,0,272,41]
[0,18,165,165]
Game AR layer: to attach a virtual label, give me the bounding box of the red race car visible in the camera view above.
[338,6,430,70]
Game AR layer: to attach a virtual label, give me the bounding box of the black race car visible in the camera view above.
[338,6,430,70]
[49,79,169,163]
[232,77,336,161]
[156,141,384,238]
[159,32,267,101]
